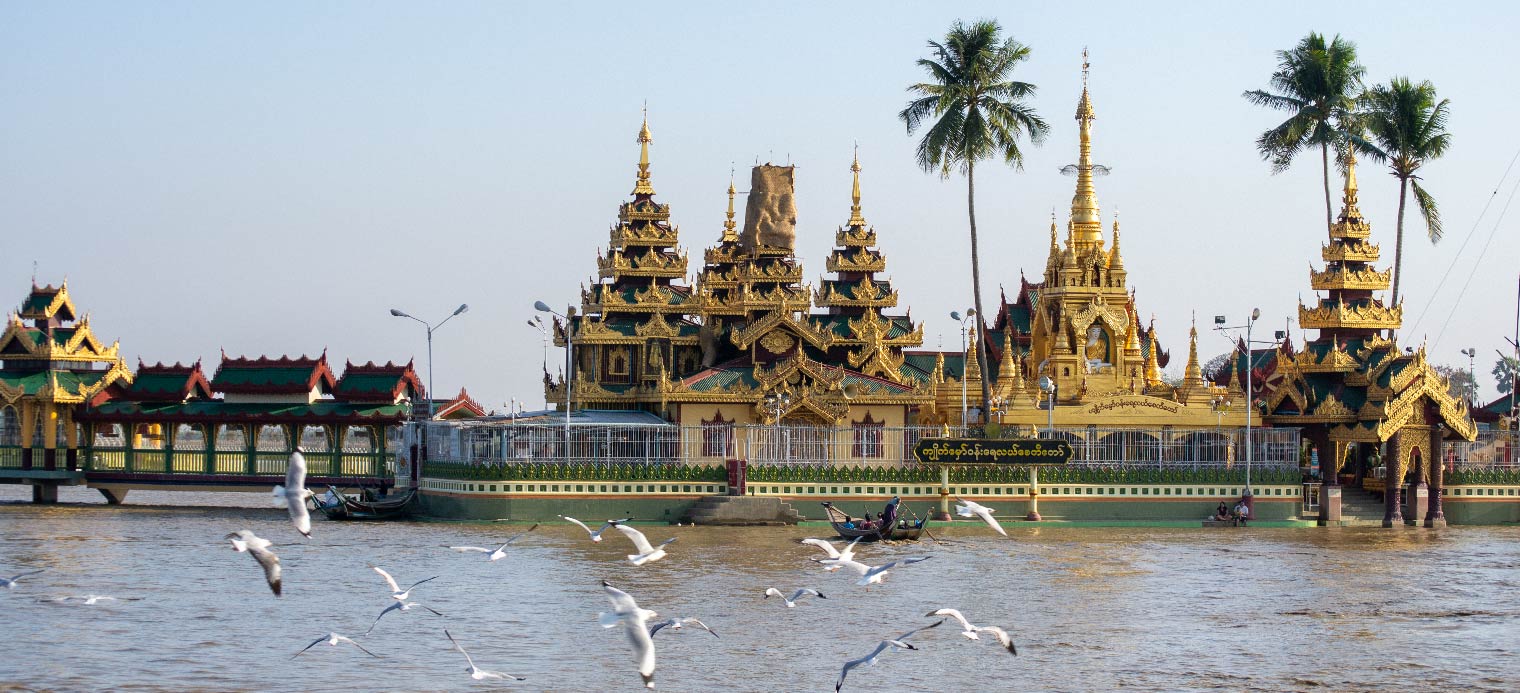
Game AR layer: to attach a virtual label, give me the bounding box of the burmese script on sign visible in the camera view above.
[912,439,1074,464]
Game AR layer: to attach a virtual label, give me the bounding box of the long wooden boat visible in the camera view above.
[820,499,925,542]
[316,486,415,521]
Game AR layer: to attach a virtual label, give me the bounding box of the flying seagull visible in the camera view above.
[445,629,526,681]
[271,449,313,537]
[561,515,630,542]
[926,608,985,640]
[835,620,944,692]
[802,537,862,571]
[856,556,933,587]
[0,569,44,590]
[613,523,676,566]
[365,600,443,635]
[954,496,1007,536]
[448,523,541,561]
[293,632,381,659]
[975,626,1018,655]
[600,580,658,689]
[764,587,827,608]
[648,617,719,638]
[225,530,281,596]
[369,565,439,601]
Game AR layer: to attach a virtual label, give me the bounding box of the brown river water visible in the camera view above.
[1,486,1517,692]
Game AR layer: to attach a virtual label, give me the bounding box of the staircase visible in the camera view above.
[681,496,802,526]
[1335,488,1389,527]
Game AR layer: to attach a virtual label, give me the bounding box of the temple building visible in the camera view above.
[0,281,132,470]
[543,120,934,454]
[1262,151,1476,526]
[915,63,1249,431]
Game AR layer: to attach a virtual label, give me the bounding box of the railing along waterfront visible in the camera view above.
[1450,430,1520,469]
[78,442,392,479]
[418,421,1301,470]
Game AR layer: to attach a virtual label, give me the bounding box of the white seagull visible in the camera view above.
[954,496,1007,536]
[369,565,439,601]
[835,620,944,692]
[448,523,541,561]
[600,580,658,689]
[271,449,314,537]
[0,569,44,590]
[561,515,630,542]
[802,537,862,571]
[613,523,676,566]
[831,556,933,587]
[445,629,526,681]
[225,530,282,596]
[42,595,140,605]
[648,617,719,638]
[293,632,381,659]
[365,600,442,635]
[764,587,828,608]
[926,608,984,640]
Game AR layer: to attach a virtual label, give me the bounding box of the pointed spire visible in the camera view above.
[632,106,655,196]
[1048,209,1059,254]
[847,143,866,228]
[722,168,738,242]
[1184,314,1203,384]
[1144,321,1162,386]
[1069,49,1101,247]
[1107,212,1124,269]
[964,326,982,382]
[996,328,1018,395]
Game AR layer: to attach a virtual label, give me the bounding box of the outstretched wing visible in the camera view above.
[370,565,401,593]
[602,580,641,614]
[927,608,974,631]
[801,538,842,559]
[337,636,382,658]
[614,524,656,555]
[248,545,282,596]
[561,515,595,535]
[895,618,944,642]
[681,618,719,638]
[444,629,476,669]
[502,523,541,546]
[292,635,328,659]
[403,575,440,592]
[449,546,491,553]
[976,626,1017,655]
[365,602,402,635]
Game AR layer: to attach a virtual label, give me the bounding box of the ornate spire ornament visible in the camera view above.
[847,143,866,228]
[1066,49,1104,248]
[1107,212,1124,269]
[632,107,655,196]
[1184,315,1203,383]
[722,168,738,242]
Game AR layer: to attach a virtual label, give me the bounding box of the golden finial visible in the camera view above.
[847,143,866,227]
[722,166,738,242]
[1067,49,1101,247]
[1343,147,1359,206]
[632,105,655,196]
[1108,210,1124,269]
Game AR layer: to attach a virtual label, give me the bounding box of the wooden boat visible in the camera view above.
[315,486,415,521]
[820,499,926,542]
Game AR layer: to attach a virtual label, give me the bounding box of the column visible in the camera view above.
[63,409,78,471]
[19,401,34,469]
[1426,425,1446,528]
[42,403,57,470]
[1383,434,1404,528]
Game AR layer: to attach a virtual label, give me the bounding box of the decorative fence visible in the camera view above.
[417,421,1301,470]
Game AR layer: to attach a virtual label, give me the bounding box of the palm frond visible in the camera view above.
[1411,179,1443,243]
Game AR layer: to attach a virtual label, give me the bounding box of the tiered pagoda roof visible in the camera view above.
[1265,153,1475,447]
[211,352,337,398]
[334,360,424,403]
[0,282,131,407]
[113,361,214,403]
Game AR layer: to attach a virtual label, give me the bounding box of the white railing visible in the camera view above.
[416,421,1300,469]
[1451,430,1520,470]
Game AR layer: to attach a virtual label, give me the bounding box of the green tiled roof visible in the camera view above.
[129,373,193,397]
[213,367,317,390]
[0,370,110,396]
[811,315,915,339]
[1005,303,1032,334]
[683,367,758,393]
[902,352,941,378]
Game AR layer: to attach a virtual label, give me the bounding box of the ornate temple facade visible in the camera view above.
[543,119,934,445]
[1263,151,1476,525]
[0,282,133,469]
[914,69,1250,430]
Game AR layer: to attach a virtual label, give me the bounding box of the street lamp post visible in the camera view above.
[1460,347,1477,405]
[528,317,550,408]
[1211,394,1231,472]
[389,303,470,420]
[1030,376,1057,522]
[950,309,975,431]
[1212,309,1260,518]
[764,392,790,464]
[534,301,575,457]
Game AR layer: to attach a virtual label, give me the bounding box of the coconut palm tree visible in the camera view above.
[1357,77,1451,309]
[900,19,1048,423]
[1243,33,1365,235]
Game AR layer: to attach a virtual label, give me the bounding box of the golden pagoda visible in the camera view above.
[0,281,132,470]
[1264,150,1475,526]
[547,114,703,412]
[920,56,1246,429]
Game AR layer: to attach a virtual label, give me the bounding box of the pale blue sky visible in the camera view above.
[3,1,1517,409]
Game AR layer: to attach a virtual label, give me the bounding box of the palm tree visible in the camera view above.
[900,19,1048,424]
[1243,33,1365,235]
[1357,77,1451,309]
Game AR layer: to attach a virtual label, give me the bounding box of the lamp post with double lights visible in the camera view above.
[1030,375,1058,521]
[389,303,469,420]
[1211,394,1232,471]
[950,309,975,431]
[1214,308,1260,518]
[528,317,551,409]
[764,392,791,464]
[1460,347,1477,405]
[534,301,576,455]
